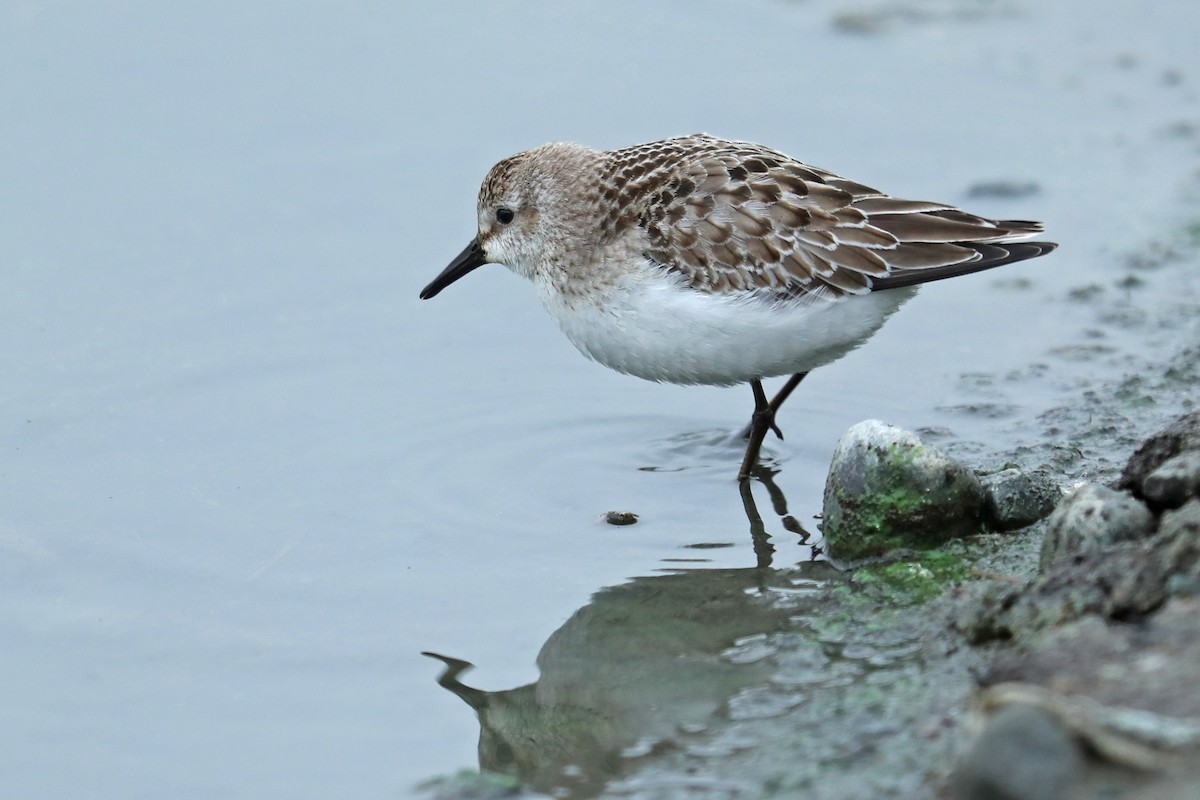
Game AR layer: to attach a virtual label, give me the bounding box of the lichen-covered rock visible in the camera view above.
[822,420,984,560]
[981,468,1062,532]
[1038,484,1156,571]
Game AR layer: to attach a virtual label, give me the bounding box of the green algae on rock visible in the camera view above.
[822,420,984,560]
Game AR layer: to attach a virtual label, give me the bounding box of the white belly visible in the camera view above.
[538,265,917,386]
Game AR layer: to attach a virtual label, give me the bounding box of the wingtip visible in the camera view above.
[869,239,1059,291]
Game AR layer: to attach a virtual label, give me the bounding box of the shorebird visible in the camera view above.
[420,134,1056,479]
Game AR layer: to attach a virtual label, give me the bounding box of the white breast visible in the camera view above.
[537,263,917,386]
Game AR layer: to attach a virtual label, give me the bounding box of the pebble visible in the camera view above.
[981,467,1062,531]
[1141,451,1200,509]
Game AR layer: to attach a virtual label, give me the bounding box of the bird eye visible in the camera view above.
[496,208,515,225]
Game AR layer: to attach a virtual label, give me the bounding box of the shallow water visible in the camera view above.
[2,1,1199,797]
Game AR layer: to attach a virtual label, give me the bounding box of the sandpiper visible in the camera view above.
[420,134,1057,480]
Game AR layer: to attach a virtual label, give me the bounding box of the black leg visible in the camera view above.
[767,372,808,419]
[737,372,810,480]
[738,372,809,441]
[739,380,773,481]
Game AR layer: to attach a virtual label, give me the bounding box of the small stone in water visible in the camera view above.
[605,510,639,526]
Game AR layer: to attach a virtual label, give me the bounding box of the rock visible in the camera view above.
[1117,411,1200,498]
[978,600,1200,775]
[961,497,1200,644]
[822,421,983,560]
[1141,451,1200,509]
[1155,499,1200,598]
[958,597,1200,798]
[604,511,639,526]
[1038,484,1156,571]
[948,703,1082,800]
[982,601,1200,730]
[951,580,1023,646]
[981,468,1062,532]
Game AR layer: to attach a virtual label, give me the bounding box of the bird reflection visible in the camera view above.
[738,462,819,568]
[633,426,821,567]
[422,563,835,798]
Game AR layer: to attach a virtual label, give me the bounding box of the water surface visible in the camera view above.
[2,1,1199,797]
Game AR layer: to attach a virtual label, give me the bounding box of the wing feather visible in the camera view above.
[601,134,1056,299]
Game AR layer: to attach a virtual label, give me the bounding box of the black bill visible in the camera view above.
[419,239,489,299]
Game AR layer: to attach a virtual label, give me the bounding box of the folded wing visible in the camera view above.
[604,134,1057,299]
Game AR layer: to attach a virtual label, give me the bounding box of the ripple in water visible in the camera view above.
[635,428,787,475]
